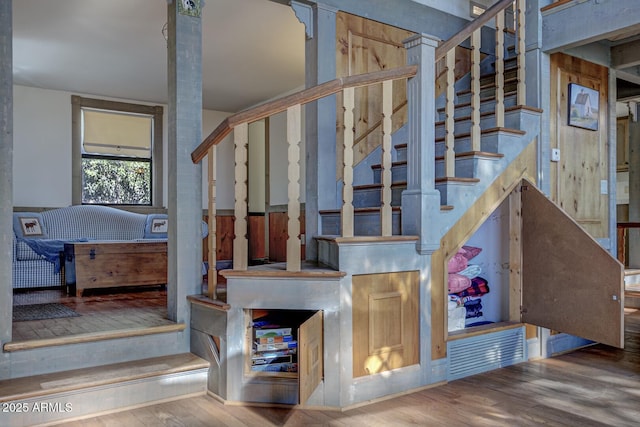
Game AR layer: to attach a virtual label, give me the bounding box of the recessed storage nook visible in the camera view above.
[443,180,624,381]
[244,309,323,405]
[444,193,527,380]
[446,199,511,334]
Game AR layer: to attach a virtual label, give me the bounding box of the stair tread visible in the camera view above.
[221,261,345,279]
[435,177,481,184]
[435,126,526,142]
[371,161,407,170]
[0,353,208,402]
[435,151,505,161]
[437,92,518,113]
[319,206,402,214]
[436,105,540,125]
[457,76,518,97]
[353,181,407,190]
[4,323,187,352]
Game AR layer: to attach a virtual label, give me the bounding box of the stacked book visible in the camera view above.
[251,326,298,372]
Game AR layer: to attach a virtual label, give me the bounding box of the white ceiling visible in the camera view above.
[12,0,306,112]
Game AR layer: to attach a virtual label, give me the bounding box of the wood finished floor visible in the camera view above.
[46,308,640,427]
[12,287,172,342]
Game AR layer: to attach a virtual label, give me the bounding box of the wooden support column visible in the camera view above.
[495,10,505,128]
[444,49,456,178]
[207,146,217,299]
[342,87,355,238]
[381,80,393,236]
[287,104,302,271]
[470,29,482,152]
[233,123,249,271]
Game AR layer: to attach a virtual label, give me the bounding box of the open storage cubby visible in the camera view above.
[243,308,323,405]
[447,198,511,335]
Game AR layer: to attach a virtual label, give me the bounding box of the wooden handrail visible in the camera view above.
[191,65,418,163]
[435,0,515,61]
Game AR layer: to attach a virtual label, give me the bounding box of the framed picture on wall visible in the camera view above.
[568,83,599,131]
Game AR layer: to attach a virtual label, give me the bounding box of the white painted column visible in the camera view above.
[0,0,13,353]
[401,34,443,254]
[166,0,203,335]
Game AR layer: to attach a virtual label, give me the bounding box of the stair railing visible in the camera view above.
[192,66,417,299]
[434,0,525,178]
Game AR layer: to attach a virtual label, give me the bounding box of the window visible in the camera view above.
[72,96,163,207]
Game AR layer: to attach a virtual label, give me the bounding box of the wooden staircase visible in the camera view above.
[319,45,540,235]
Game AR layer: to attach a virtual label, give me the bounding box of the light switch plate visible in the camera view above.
[601,180,608,195]
[551,148,560,162]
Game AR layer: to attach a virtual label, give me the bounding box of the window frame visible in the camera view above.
[71,96,164,207]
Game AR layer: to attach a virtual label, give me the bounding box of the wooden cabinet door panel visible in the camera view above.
[299,310,323,405]
[521,181,624,348]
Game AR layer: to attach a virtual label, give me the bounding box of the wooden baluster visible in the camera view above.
[381,80,393,236]
[233,123,249,271]
[445,49,456,178]
[471,28,481,152]
[207,146,217,299]
[287,104,302,271]
[516,0,526,105]
[342,87,355,238]
[495,9,505,128]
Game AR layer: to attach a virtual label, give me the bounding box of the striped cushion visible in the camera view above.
[42,205,147,240]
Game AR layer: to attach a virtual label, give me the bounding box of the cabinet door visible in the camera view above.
[521,181,624,348]
[298,310,323,405]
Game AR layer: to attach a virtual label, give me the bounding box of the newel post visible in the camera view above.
[401,34,443,254]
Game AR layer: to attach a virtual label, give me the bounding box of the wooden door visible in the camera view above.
[298,310,323,405]
[521,181,624,348]
[550,54,609,238]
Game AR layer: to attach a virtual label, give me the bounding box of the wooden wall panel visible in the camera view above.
[248,213,265,262]
[352,271,419,377]
[268,211,306,262]
[203,215,234,285]
[550,53,609,238]
[335,12,415,179]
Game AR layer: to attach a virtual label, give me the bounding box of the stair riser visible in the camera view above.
[435,111,529,157]
[479,67,518,87]
[457,81,518,105]
[0,369,208,427]
[435,156,502,179]
[353,186,404,208]
[436,136,499,158]
[396,145,407,162]
[372,164,406,184]
[435,108,523,139]
[437,94,517,121]
[321,211,401,236]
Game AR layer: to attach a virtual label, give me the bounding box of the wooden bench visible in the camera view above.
[64,240,167,296]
